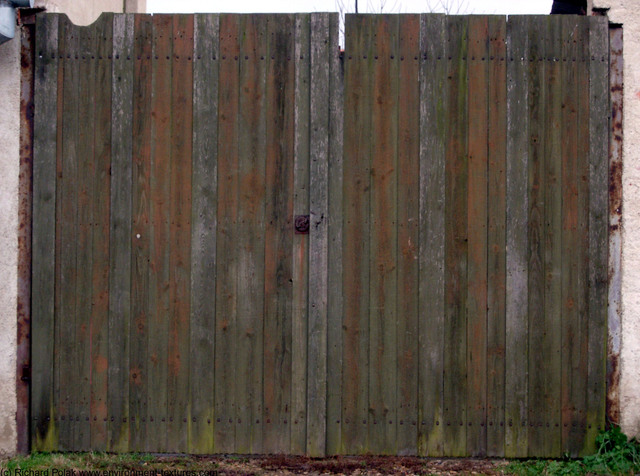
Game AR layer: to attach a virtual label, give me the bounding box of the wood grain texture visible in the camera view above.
[443,14,468,457]
[342,14,371,455]
[109,13,134,452]
[325,11,344,456]
[58,17,80,451]
[526,15,546,457]
[167,14,193,453]
[486,15,507,458]
[189,12,219,454]
[89,13,114,451]
[573,16,590,456]
[214,13,240,453]
[542,15,563,458]
[32,12,59,451]
[368,14,399,456]
[586,15,609,453]
[505,15,529,458]
[466,15,489,458]
[291,12,310,457]
[263,14,295,454]
[418,13,446,457]
[560,15,580,457]
[129,14,153,452]
[236,13,267,455]
[396,13,419,457]
[307,12,330,457]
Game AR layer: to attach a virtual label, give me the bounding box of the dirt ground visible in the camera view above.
[188,454,510,475]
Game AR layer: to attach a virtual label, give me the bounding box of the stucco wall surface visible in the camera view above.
[593,0,640,438]
[0,36,20,457]
[34,0,145,25]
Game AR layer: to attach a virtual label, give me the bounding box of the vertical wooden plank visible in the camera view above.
[505,15,529,458]
[109,13,134,452]
[418,13,446,457]
[466,15,489,458]
[443,14,468,457]
[342,14,371,455]
[560,15,580,457]
[263,14,295,454]
[543,15,563,458]
[130,13,152,452]
[526,15,546,458]
[73,19,95,452]
[189,12,219,455]
[486,15,507,458]
[586,15,609,453]
[90,13,114,451]
[214,13,239,454]
[57,16,80,451]
[147,13,172,453]
[326,11,344,456]
[235,13,267,455]
[396,13,419,457]
[573,16,590,456]
[32,12,59,451]
[368,14,398,456]
[290,12,310,456]
[167,13,193,453]
[306,12,330,457]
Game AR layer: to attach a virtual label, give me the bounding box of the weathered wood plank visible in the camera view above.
[573,16,591,456]
[368,14,398,456]
[443,14,468,457]
[263,14,295,454]
[189,12,219,455]
[486,15,507,458]
[586,15,609,453]
[542,15,563,458]
[57,16,80,451]
[167,13,193,453]
[291,13,310,456]
[560,15,580,457]
[235,13,267,455]
[147,14,173,452]
[90,12,114,451]
[73,18,95,451]
[505,15,529,458]
[526,15,546,457]
[108,12,134,452]
[32,12,59,451]
[307,12,330,457]
[326,11,344,456]
[466,15,489,458]
[396,13,419,457]
[214,13,240,453]
[418,13,446,457]
[342,14,371,455]
[129,13,152,452]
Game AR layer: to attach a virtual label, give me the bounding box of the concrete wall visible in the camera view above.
[33,0,146,25]
[591,0,640,439]
[0,32,20,459]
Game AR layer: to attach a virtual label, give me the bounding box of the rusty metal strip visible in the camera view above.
[17,14,36,454]
[607,23,622,426]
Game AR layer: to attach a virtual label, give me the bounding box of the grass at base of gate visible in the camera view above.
[507,426,640,475]
[0,452,220,472]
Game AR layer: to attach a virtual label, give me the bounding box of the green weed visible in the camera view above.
[507,426,640,475]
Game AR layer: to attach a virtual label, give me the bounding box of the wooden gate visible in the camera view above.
[31,12,610,457]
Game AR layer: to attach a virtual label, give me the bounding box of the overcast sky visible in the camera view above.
[147,0,554,15]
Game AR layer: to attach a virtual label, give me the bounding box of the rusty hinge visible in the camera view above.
[295,215,309,234]
[21,365,30,383]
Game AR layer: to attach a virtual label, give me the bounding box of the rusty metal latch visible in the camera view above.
[295,215,309,234]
